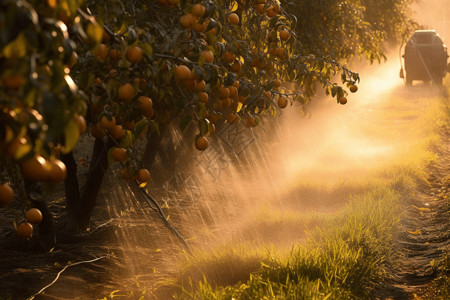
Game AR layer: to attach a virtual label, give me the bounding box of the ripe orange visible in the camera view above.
[195,136,208,151]
[207,111,219,123]
[233,80,240,89]
[254,4,264,13]
[174,65,192,81]
[222,51,236,62]
[17,222,33,239]
[0,183,14,204]
[228,86,238,97]
[90,122,106,138]
[266,7,276,18]
[230,60,242,73]
[275,48,286,59]
[338,96,348,105]
[20,155,49,181]
[245,116,255,128]
[198,92,209,103]
[273,4,281,13]
[124,120,135,130]
[47,158,67,182]
[100,115,116,131]
[126,46,143,64]
[220,86,230,98]
[26,208,43,224]
[201,50,214,63]
[279,30,290,41]
[137,168,150,183]
[228,13,239,25]
[273,78,281,88]
[118,83,135,103]
[1,74,24,90]
[112,147,127,162]
[278,96,288,109]
[349,84,358,93]
[133,77,147,90]
[93,43,108,62]
[227,113,240,124]
[111,125,125,140]
[194,80,206,92]
[193,22,207,33]
[137,96,153,111]
[109,49,122,61]
[179,13,195,28]
[192,3,205,17]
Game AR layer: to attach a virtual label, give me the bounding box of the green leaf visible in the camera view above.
[133,118,149,139]
[86,22,103,44]
[63,118,80,153]
[2,32,27,58]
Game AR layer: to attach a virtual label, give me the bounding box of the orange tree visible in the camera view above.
[0,0,102,248]
[280,0,418,64]
[5,0,418,244]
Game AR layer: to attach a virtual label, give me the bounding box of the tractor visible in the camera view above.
[400,30,449,86]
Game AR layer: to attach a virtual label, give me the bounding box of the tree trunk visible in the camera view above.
[76,137,113,230]
[62,151,80,232]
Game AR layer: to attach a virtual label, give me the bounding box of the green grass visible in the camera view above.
[164,82,449,299]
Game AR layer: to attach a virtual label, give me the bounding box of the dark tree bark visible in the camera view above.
[76,137,113,230]
[61,151,80,232]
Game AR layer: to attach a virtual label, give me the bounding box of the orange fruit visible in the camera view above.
[230,60,242,73]
[75,115,87,134]
[338,96,348,105]
[275,48,286,59]
[111,125,125,140]
[124,120,135,130]
[112,147,127,162]
[233,80,240,89]
[254,4,264,13]
[207,111,219,124]
[47,158,67,182]
[245,116,255,128]
[133,77,147,90]
[26,208,43,224]
[226,113,240,124]
[229,86,238,97]
[279,30,290,41]
[20,155,49,181]
[201,50,214,63]
[118,83,135,103]
[222,51,236,62]
[273,78,281,88]
[273,4,281,13]
[349,84,358,93]
[195,136,208,151]
[194,80,206,92]
[174,65,192,81]
[137,168,150,183]
[179,13,195,28]
[266,7,276,18]
[228,13,239,25]
[100,115,116,131]
[90,122,106,138]
[1,74,24,90]
[278,96,288,109]
[137,96,153,111]
[182,79,197,91]
[93,43,108,62]
[193,21,207,33]
[220,86,230,98]
[192,4,205,17]
[17,222,33,239]
[109,49,122,61]
[0,183,14,204]
[126,46,143,64]
[198,92,209,103]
